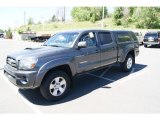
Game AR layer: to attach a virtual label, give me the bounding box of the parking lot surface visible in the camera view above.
[0,39,160,113]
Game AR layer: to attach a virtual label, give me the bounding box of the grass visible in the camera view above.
[18,17,160,34]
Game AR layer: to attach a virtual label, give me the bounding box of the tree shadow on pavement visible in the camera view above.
[18,63,147,106]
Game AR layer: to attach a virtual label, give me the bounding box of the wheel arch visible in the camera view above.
[33,58,76,88]
[120,49,135,64]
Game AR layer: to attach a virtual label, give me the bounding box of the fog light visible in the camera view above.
[20,77,28,84]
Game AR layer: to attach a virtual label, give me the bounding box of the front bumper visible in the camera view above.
[4,64,37,89]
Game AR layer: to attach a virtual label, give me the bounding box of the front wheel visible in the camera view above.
[121,54,134,72]
[40,70,71,101]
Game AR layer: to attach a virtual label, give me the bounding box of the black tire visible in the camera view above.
[40,70,71,101]
[121,54,134,72]
[141,42,144,45]
[144,44,148,48]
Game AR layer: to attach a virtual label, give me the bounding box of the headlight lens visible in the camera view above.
[18,57,38,70]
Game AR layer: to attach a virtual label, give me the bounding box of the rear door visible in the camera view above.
[98,31,117,67]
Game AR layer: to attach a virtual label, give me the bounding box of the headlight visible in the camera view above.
[18,57,38,70]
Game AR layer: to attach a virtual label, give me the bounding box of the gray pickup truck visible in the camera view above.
[4,30,139,101]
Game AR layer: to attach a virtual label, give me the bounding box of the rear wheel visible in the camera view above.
[121,54,134,72]
[40,70,71,101]
[144,44,148,48]
[141,42,144,45]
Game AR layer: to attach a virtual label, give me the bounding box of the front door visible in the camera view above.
[75,32,101,73]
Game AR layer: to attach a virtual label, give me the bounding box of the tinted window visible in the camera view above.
[145,33,158,37]
[79,32,96,47]
[117,32,131,42]
[98,32,112,45]
[130,32,138,41]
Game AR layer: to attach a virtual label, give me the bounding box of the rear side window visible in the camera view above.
[145,33,158,37]
[98,32,112,45]
[116,32,131,42]
[130,32,138,41]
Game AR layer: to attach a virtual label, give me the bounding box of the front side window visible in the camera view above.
[98,32,112,45]
[79,32,96,47]
[44,32,79,47]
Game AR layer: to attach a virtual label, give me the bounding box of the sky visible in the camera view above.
[0,7,114,30]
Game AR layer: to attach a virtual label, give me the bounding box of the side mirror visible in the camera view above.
[78,41,87,48]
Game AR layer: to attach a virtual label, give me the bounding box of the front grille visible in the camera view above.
[6,57,17,69]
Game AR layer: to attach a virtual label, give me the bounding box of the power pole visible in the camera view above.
[41,16,44,34]
[101,6,105,29]
[63,7,65,22]
[24,11,26,25]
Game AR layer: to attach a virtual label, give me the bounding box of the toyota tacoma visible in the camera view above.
[4,30,139,101]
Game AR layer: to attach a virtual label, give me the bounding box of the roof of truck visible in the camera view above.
[57,29,133,34]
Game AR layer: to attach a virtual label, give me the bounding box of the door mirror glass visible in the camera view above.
[78,41,87,48]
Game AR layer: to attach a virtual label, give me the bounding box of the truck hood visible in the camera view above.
[8,46,69,60]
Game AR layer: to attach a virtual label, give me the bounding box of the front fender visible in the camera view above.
[33,57,76,88]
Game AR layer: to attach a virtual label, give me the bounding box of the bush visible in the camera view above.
[114,19,122,25]
[90,13,96,23]
[17,29,23,34]
[121,17,133,28]
[5,28,12,39]
[27,27,31,32]
[53,24,58,28]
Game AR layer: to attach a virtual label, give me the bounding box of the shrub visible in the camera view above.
[114,19,122,25]
[53,24,58,28]
[5,28,12,39]
[17,29,23,34]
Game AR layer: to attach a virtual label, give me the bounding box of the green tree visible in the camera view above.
[26,27,31,31]
[135,7,160,29]
[28,17,34,25]
[5,28,12,39]
[71,7,108,22]
[51,14,56,22]
[17,28,23,34]
[113,7,124,25]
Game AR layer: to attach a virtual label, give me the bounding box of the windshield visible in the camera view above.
[145,33,158,37]
[43,32,79,47]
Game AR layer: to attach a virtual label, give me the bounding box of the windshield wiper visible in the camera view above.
[42,44,60,47]
[50,45,61,47]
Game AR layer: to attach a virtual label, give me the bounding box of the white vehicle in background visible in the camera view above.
[0,33,4,38]
[134,32,143,45]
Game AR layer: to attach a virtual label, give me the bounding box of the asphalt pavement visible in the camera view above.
[0,39,160,113]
